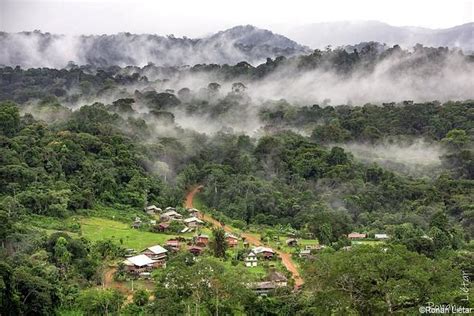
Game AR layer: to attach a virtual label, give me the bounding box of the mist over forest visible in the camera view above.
[0,19,473,316]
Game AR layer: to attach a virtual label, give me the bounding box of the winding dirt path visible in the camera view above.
[185,186,304,288]
[103,267,134,302]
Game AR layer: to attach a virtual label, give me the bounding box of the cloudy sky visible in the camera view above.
[1,0,472,36]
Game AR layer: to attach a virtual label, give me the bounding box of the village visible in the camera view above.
[120,204,295,294]
[116,201,392,295]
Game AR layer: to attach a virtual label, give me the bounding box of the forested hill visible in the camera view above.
[0,26,310,68]
[1,43,472,105]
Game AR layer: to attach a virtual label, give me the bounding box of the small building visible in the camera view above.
[183,217,204,228]
[161,210,183,222]
[249,281,276,295]
[195,234,209,247]
[225,233,239,247]
[165,207,176,212]
[156,222,169,232]
[145,205,161,215]
[286,238,298,247]
[123,254,155,274]
[142,245,168,265]
[131,217,142,229]
[244,251,258,267]
[187,208,200,217]
[266,270,288,287]
[375,233,389,240]
[252,246,275,259]
[299,249,311,258]
[188,245,204,256]
[305,244,324,251]
[165,239,180,252]
[347,232,367,240]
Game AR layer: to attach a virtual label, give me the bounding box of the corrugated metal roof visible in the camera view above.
[147,245,168,254]
[125,254,154,267]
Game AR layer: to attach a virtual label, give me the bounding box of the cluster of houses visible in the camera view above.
[141,205,205,233]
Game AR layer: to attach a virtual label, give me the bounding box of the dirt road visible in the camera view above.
[185,186,303,288]
[103,266,133,302]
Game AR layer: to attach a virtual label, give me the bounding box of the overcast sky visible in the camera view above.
[1,0,472,37]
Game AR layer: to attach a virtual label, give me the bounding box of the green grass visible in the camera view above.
[80,217,192,250]
[352,240,384,246]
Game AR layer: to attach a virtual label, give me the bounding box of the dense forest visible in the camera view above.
[0,44,473,315]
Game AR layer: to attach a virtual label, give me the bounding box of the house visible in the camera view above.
[195,234,209,247]
[188,245,204,256]
[305,244,325,251]
[183,217,204,228]
[249,281,276,295]
[266,270,288,287]
[165,207,176,212]
[348,232,367,240]
[187,208,200,217]
[165,239,180,252]
[252,246,275,259]
[286,238,298,247]
[156,222,169,232]
[123,254,155,274]
[375,233,389,240]
[142,245,168,266]
[299,249,311,258]
[244,251,258,267]
[161,210,183,221]
[131,217,142,229]
[225,233,239,247]
[145,205,161,215]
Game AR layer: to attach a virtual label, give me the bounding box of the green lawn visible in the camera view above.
[351,240,384,246]
[267,236,319,253]
[80,217,192,250]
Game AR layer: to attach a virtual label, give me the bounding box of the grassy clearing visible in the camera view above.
[80,217,193,250]
[352,240,384,246]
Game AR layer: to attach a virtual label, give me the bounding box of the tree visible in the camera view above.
[210,228,228,258]
[0,101,20,137]
[76,288,124,315]
[54,237,71,275]
[303,245,463,314]
[132,289,149,306]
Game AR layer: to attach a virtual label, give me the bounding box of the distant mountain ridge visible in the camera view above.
[283,21,473,51]
[0,25,310,68]
[1,22,472,69]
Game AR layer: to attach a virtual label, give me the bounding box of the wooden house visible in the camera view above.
[183,216,204,228]
[188,245,204,256]
[161,210,183,222]
[252,246,275,259]
[195,234,209,247]
[145,205,161,215]
[123,254,154,274]
[225,233,239,247]
[165,239,180,252]
[142,245,168,266]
